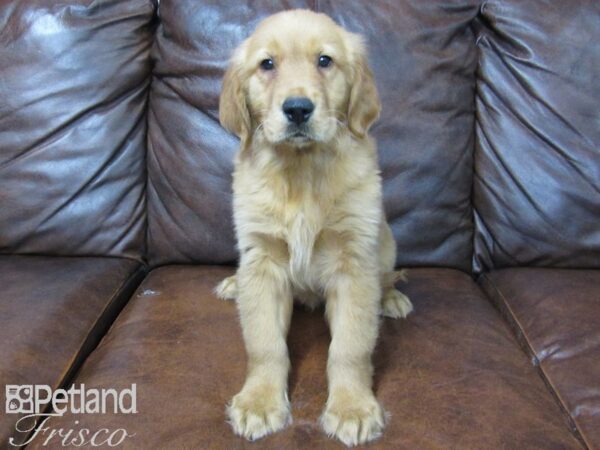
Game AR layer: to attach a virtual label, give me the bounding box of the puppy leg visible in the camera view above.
[227,250,293,441]
[215,275,237,301]
[321,269,385,446]
[379,221,413,318]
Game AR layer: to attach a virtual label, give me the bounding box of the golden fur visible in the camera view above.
[215,9,412,446]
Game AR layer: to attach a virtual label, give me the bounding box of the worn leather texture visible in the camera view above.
[0,255,144,447]
[480,268,600,449]
[0,0,155,262]
[147,0,478,271]
[473,0,600,273]
[28,266,582,449]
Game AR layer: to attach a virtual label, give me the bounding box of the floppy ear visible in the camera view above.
[347,36,381,138]
[219,43,251,148]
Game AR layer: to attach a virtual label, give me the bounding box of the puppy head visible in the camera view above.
[219,9,381,150]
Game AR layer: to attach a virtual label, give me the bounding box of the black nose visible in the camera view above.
[282,97,314,125]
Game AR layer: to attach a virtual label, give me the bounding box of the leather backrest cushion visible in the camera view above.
[147,0,480,270]
[474,1,600,272]
[0,0,155,261]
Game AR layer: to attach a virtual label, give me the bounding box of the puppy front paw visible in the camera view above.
[227,384,291,441]
[321,388,385,447]
[382,288,413,318]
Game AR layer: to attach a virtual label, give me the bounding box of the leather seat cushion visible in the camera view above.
[27,266,581,448]
[480,268,600,448]
[0,256,144,446]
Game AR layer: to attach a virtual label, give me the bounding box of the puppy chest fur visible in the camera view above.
[232,136,383,294]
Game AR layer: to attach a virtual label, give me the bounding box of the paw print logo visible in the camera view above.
[5,385,34,414]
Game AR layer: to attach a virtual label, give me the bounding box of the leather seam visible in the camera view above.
[479,273,588,449]
[16,263,147,448]
[56,264,147,384]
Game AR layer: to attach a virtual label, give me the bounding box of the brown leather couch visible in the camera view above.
[1,1,598,448]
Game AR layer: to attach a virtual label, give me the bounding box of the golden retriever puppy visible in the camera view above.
[215,9,412,446]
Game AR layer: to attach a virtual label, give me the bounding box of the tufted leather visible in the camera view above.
[0,0,155,262]
[473,0,600,273]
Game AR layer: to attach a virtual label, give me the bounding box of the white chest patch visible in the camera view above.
[287,207,321,288]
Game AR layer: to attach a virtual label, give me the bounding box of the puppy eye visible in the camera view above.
[318,55,333,68]
[260,58,274,71]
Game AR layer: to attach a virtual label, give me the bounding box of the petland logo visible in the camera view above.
[5,384,137,447]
